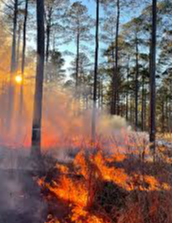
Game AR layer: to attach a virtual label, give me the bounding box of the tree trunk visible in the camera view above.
[150,0,157,154]
[20,0,29,116]
[11,0,18,74]
[135,35,139,131]
[111,0,120,115]
[145,91,147,130]
[92,0,99,142]
[7,0,18,129]
[141,76,145,131]
[126,57,130,121]
[21,0,28,75]
[165,96,168,132]
[161,101,165,134]
[16,24,21,68]
[31,0,45,155]
[46,24,50,63]
[76,31,80,87]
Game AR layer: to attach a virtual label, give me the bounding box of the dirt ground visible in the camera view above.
[0,147,48,223]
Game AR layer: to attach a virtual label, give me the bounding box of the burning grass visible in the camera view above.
[38,144,172,223]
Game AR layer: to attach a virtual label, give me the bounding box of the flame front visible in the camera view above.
[38,148,172,223]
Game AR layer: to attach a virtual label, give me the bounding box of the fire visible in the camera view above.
[0,51,171,222]
[38,148,171,223]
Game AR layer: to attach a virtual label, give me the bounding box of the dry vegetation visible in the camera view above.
[38,140,172,223]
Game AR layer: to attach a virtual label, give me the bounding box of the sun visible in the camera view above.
[15,75,22,84]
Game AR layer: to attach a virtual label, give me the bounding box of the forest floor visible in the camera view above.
[0,148,47,223]
[38,135,172,223]
[0,133,172,223]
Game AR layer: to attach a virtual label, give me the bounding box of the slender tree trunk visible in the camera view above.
[45,24,50,82]
[150,0,157,154]
[45,8,52,64]
[46,24,50,63]
[7,0,18,129]
[21,0,28,75]
[145,91,147,130]
[141,76,145,131]
[161,101,165,134]
[20,0,29,116]
[16,24,21,68]
[100,79,103,108]
[31,0,45,155]
[126,57,130,121]
[130,97,134,125]
[111,0,120,115]
[92,0,99,142]
[169,84,172,134]
[76,31,80,87]
[53,31,56,51]
[135,34,139,131]
[11,0,18,74]
[126,94,128,121]
[165,96,168,132]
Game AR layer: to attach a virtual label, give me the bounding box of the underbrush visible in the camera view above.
[38,146,172,223]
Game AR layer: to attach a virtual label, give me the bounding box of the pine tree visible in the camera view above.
[150,0,157,154]
[31,0,45,155]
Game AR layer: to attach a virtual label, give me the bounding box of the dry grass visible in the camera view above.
[38,142,172,223]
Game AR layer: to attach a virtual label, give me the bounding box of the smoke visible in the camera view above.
[0,24,146,167]
[97,114,128,135]
[0,73,150,166]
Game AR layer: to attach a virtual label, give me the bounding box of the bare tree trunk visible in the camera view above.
[7,0,18,129]
[165,96,169,133]
[31,0,45,155]
[92,0,99,142]
[141,76,145,131]
[76,31,80,87]
[100,79,104,108]
[20,0,29,116]
[21,0,28,75]
[46,24,50,63]
[126,57,130,121]
[111,0,120,115]
[169,82,172,135]
[145,92,147,131]
[16,24,21,68]
[150,0,157,155]
[130,97,134,125]
[135,35,139,131]
[161,101,165,134]
[45,8,53,64]
[11,0,18,74]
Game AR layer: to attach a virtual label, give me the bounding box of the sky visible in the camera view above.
[60,0,147,76]
[59,0,97,77]
[26,0,148,79]
[81,0,97,16]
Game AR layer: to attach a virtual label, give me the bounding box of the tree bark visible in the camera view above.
[126,57,130,121]
[46,24,50,63]
[7,0,18,129]
[92,0,99,142]
[16,24,21,68]
[11,0,18,74]
[141,76,145,131]
[150,0,157,153]
[21,0,29,75]
[135,35,139,131]
[76,30,80,87]
[111,0,120,115]
[20,0,29,116]
[31,0,45,155]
